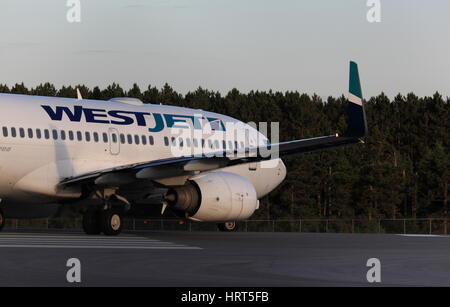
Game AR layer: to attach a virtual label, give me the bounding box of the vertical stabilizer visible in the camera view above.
[345,61,368,137]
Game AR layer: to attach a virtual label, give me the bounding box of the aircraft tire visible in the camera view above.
[0,208,4,231]
[101,209,123,236]
[82,208,101,235]
[217,221,237,232]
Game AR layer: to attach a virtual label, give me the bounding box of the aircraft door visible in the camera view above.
[108,128,120,155]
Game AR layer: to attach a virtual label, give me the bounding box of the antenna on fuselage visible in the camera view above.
[76,88,83,100]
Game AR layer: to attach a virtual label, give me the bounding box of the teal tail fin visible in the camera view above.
[345,61,368,138]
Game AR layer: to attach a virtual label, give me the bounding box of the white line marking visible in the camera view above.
[0,242,189,247]
[0,235,160,240]
[0,244,202,250]
[398,234,445,237]
[0,238,168,243]
[0,234,201,249]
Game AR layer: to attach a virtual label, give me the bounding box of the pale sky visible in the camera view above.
[1,0,449,98]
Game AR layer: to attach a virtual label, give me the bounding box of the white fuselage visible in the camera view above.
[0,94,286,214]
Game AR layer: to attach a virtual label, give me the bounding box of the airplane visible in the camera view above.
[0,61,367,235]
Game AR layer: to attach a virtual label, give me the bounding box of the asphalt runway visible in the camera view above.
[0,231,450,286]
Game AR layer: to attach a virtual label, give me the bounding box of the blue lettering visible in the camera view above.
[163,114,205,130]
[83,108,110,124]
[108,110,135,125]
[132,112,151,126]
[41,105,83,122]
[207,117,226,131]
[41,105,227,132]
[164,114,191,129]
[148,113,165,132]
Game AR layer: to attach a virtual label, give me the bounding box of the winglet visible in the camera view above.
[76,88,83,100]
[345,61,368,137]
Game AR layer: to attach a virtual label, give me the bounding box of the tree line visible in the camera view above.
[0,82,448,220]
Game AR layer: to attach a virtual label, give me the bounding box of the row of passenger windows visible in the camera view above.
[1,127,155,146]
[163,136,245,150]
[1,126,248,150]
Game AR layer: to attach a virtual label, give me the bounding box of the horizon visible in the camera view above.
[0,81,448,101]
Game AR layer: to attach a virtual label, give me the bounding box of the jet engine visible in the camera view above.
[164,171,258,222]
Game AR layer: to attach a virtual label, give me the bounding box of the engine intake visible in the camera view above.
[165,183,200,215]
[165,171,258,222]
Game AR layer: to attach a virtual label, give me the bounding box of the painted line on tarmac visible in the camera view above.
[0,234,202,249]
[0,244,202,250]
[398,234,446,238]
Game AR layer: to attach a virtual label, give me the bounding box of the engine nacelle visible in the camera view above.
[165,171,258,222]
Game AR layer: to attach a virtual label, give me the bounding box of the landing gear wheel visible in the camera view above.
[101,209,123,236]
[0,209,5,231]
[82,208,101,235]
[217,221,237,232]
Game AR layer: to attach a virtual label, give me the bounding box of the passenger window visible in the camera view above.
[44,129,50,139]
[19,128,25,138]
[222,140,226,149]
[179,138,183,147]
[193,138,198,148]
[208,140,213,149]
[103,133,108,143]
[93,132,99,143]
[27,128,33,138]
[77,131,82,141]
[85,132,91,142]
[2,127,8,137]
[164,137,169,146]
[52,130,58,140]
[68,131,74,140]
[127,134,132,144]
[120,134,125,144]
[149,136,154,145]
[171,137,176,146]
[60,130,66,140]
[141,135,147,145]
[112,134,117,143]
[202,139,206,148]
[11,127,17,138]
[36,129,41,139]
[134,135,140,145]
[186,138,191,147]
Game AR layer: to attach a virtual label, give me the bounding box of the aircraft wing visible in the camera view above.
[60,61,367,188]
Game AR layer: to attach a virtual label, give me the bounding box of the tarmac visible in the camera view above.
[0,231,449,286]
